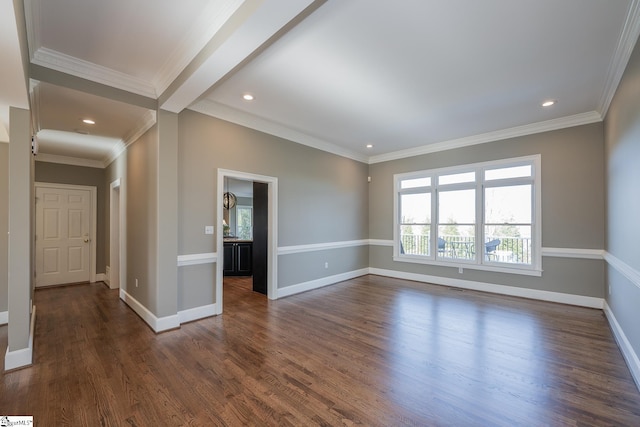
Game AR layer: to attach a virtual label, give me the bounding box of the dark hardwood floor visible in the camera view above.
[1,275,639,425]
[224,276,254,293]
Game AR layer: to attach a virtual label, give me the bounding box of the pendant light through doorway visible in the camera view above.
[223,177,237,209]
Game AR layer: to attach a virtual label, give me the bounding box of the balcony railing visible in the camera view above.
[400,234,532,264]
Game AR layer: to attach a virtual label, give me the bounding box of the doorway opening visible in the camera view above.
[222,177,256,300]
[109,178,125,290]
[217,169,278,314]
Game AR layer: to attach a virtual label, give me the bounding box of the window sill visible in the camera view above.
[393,255,543,277]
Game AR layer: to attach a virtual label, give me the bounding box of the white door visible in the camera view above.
[36,186,92,287]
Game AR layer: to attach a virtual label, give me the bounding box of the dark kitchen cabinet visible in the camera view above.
[223,241,252,276]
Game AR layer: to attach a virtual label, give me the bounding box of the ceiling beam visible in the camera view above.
[30,64,157,110]
[159,0,327,113]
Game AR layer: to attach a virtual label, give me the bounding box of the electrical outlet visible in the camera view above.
[205,225,214,235]
[324,262,329,269]
[458,267,463,274]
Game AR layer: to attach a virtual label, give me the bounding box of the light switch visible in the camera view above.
[205,226,214,235]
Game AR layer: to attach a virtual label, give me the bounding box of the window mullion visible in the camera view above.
[476,170,483,264]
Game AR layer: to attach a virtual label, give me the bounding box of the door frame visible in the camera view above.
[35,182,97,284]
[109,178,125,289]
[216,169,278,314]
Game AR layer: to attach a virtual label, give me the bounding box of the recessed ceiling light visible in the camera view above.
[243,94,254,101]
[366,144,373,149]
[82,119,96,124]
[541,100,556,107]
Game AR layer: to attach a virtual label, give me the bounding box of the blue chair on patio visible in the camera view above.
[485,239,501,260]
[438,237,447,255]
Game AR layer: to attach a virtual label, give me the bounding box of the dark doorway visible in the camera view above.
[252,181,268,295]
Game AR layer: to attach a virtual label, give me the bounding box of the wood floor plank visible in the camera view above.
[1,275,639,425]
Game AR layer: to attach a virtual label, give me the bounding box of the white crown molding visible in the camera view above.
[598,0,640,117]
[189,105,601,165]
[122,110,157,147]
[369,111,603,164]
[35,153,105,169]
[104,110,157,167]
[32,47,157,98]
[189,99,369,163]
[24,0,41,60]
[154,0,245,95]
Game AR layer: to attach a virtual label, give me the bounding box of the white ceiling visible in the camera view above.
[3,0,640,165]
[0,1,30,142]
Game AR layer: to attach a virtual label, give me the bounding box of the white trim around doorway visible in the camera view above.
[217,169,278,314]
[109,178,126,290]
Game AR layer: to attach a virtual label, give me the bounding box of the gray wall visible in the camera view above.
[0,143,8,314]
[35,161,107,273]
[369,122,605,297]
[104,148,127,272]
[156,110,178,318]
[125,124,159,313]
[177,110,369,309]
[604,33,640,360]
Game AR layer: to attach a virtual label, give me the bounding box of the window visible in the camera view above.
[236,205,253,240]
[394,155,541,275]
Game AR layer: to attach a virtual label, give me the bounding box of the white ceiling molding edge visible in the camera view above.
[32,47,157,98]
[104,110,157,168]
[598,0,640,117]
[23,0,40,60]
[368,111,603,165]
[35,153,105,169]
[189,99,369,163]
[29,80,41,133]
[153,0,246,96]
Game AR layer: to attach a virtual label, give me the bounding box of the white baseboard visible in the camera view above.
[178,304,218,324]
[276,268,369,299]
[119,289,180,333]
[0,311,7,325]
[604,302,640,392]
[369,268,604,309]
[95,273,107,283]
[4,305,36,371]
[104,266,110,287]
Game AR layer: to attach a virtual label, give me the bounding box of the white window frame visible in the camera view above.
[393,155,542,276]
